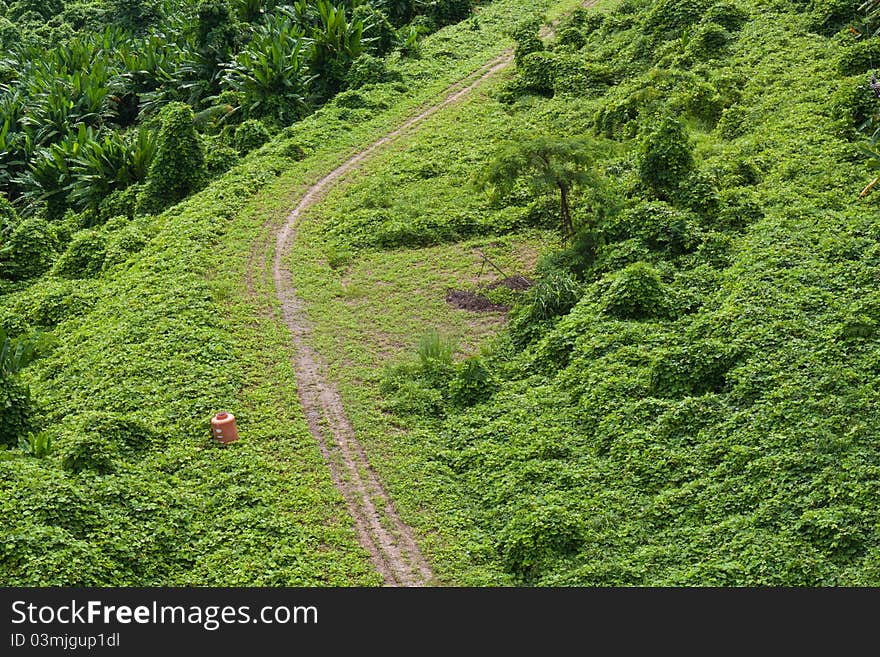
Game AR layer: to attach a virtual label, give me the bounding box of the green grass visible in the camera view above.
[286,0,880,586]
[0,0,581,585]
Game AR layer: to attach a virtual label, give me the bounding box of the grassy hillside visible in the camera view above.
[0,0,577,585]
[294,0,880,585]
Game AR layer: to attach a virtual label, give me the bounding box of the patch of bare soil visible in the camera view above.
[446,289,509,313]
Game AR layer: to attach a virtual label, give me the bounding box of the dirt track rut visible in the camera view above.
[254,54,511,587]
[250,0,596,588]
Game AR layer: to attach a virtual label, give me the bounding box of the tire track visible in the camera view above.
[253,3,593,587]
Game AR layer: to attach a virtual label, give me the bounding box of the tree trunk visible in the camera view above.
[558,183,573,241]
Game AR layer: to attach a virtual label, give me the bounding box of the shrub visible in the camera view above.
[70,411,157,454]
[95,185,141,225]
[552,58,614,97]
[684,22,730,61]
[354,5,396,55]
[136,103,205,215]
[675,169,720,218]
[837,39,880,76]
[422,0,472,27]
[18,279,97,327]
[518,51,556,96]
[676,80,724,125]
[52,229,107,279]
[637,115,695,199]
[524,272,583,321]
[0,375,33,448]
[60,434,117,475]
[829,77,876,140]
[0,218,59,281]
[499,501,584,580]
[346,53,390,89]
[808,0,858,36]
[417,329,456,388]
[556,26,585,50]
[644,0,713,37]
[610,201,699,256]
[704,1,749,32]
[0,193,17,233]
[203,141,240,177]
[449,357,496,408]
[383,379,445,418]
[649,340,736,398]
[511,18,544,65]
[535,228,602,280]
[600,261,668,320]
[716,104,749,139]
[233,119,271,155]
[103,223,148,270]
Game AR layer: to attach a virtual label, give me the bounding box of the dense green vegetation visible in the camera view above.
[0,0,579,585]
[0,0,477,224]
[293,0,880,585]
[4,0,880,587]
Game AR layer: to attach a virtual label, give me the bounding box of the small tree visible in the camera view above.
[478,136,594,240]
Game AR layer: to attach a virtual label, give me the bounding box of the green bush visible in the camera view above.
[808,0,858,35]
[136,103,205,215]
[715,104,749,139]
[68,411,157,454]
[0,218,59,281]
[552,57,614,97]
[103,223,148,271]
[383,379,445,418]
[675,169,720,218]
[704,1,749,31]
[684,22,730,61]
[524,272,583,321]
[449,357,496,408]
[60,434,118,475]
[0,375,33,448]
[556,26,585,50]
[837,39,880,76]
[599,261,668,320]
[675,80,724,125]
[649,340,736,398]
[829,76,876,140]
[233,119,271,155]
[0,193,17,233]
[511,18,544,65]
[518,51,556,96]
[609,201,699,256]
[17,279,97,327]
[644,0,713,37]
[203,141,240,178]
[499,501,584,580]
[346,53,390,89]
[95,185,141,225]
[52,229,107,279]
[417,329,456,389]
[354,5,396,55]
[637,115,695,199]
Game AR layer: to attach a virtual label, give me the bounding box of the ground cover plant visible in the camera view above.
[0,0,571,585]
[292,0,880,585]
[4,0,880,588]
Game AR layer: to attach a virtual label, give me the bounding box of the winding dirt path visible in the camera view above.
[252,3,594,587]
[255,54,513,587]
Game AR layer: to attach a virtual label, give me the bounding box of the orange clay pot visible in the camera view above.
[211,411,239,444]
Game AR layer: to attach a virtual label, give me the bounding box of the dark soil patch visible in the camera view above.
[446,289,509,313]
[487,275,533,292]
